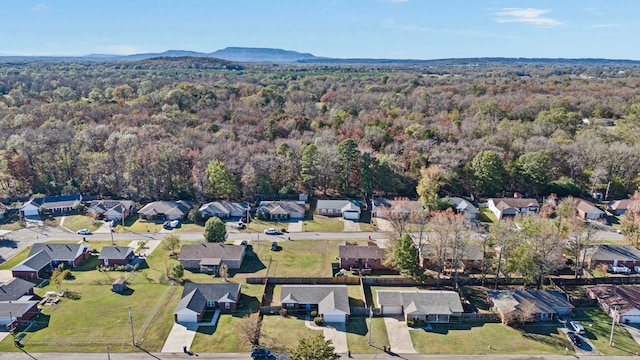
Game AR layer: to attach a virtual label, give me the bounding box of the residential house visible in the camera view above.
[138,200,192,221]
[582,244,640,270]
[12,243,90,280]
[572,198,605,220]
[87,200,136,221]
[586,285,640,323]
[257,201,305,220]
[607,200,640,216]
[316,199,361,220]
[487,290,574,323]
[280,285,350,323]
[338,241,388,272]
[419,243,486,271]
[487,198,539,219]
[376,290,464,323]
[444,197,480,222]
[98,246,134,267]
[173,282,242,323]
[0,299,39,326]
[20,194,83,217]
[371,198,424,219]
[198,201,249,219]
[0,278,35,302]
[178,243,246,275]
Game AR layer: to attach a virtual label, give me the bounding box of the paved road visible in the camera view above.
[1,352,639,360]
[0,225,624,266]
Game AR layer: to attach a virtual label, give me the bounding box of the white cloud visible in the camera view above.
[590,24,617,29]
[31,4,48,12]
[494,8,562,27]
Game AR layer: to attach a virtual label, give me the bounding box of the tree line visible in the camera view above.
[1,58,640,203]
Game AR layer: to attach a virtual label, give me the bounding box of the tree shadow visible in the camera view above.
[345,317,369,336]
[0,238,18,249]
[228,250,266,276]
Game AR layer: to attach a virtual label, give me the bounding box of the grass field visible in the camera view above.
[191,312,255,353]
[346,317,389,353]
[0,283,180,352]
[303,216,345,232]
[410,322,571,355]
[259,314,321,352]
[63,215,104,232]
[478,208,498,224]
[0,246,32,270]
[572,307,640,355]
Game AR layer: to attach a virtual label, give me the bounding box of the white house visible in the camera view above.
[20,194,83,217]
[198,201,249,219]
[316,199,361,220]
[487,198,539,219]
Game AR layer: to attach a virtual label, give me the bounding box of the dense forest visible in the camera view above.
[1,57,640,203]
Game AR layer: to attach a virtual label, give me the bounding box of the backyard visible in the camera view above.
[572,306,640,355]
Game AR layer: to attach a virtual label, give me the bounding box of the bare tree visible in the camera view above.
[429,211,468,289]
[489,219,518,289]
[237,313,261,345]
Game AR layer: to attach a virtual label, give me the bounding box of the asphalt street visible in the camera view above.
[0,225,624,266]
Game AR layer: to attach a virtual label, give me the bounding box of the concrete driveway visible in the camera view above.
[383,316,417,354]
[288,220,303,233]
[324,323,348,353]
[161,322,199,353]
[127,239,161,257]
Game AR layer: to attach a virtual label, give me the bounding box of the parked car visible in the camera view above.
[250,347,271,359]
[169,220,180,228]
[567,331,582,347]
[77,229,92,235]
[109,219,119,227]
[237,221,246,229]
[608,264,632,274]
[264,228,280,235]
[271,241,278,251]
[240,240,248,246]
[569,321,585,335]
[163,221,172,229]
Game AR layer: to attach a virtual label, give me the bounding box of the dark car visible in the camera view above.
[271,241,278,251]
[251,348,271,359]
[567,332,582,347]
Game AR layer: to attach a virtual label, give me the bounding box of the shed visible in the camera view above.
[112,278,127,293]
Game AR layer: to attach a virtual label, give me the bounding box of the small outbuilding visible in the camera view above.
[112,278,127,294]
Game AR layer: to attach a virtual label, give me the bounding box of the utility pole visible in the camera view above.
[129,307,136,346]
[609,306,617,346]
[368,306,373,346]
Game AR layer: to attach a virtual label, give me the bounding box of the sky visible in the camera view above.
[2,0,639,60]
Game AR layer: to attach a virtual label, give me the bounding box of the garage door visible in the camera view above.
[177,313,198,323]
[382,306,403,315]
[343,211,360,220]
[323,313,345,323]
[622,315,640,323]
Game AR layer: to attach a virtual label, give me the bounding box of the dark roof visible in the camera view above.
[446,197,479,214]
[280,285,350,315]
[489,198,539,210]
[178,243,245,262]
[588,245,640,262]
[29,243,85,262]
[377,290,463,315]
[26,194,82,210]
[0,278,34,301]
[587,285,640,314]
[138,201,193,217]
[339,242,386,260]
[0,300,38,318]
[98,246,134,260]
[88,200,135,215]
[198,202,248,215]
[487,290,574,315]
[174,282,241,315]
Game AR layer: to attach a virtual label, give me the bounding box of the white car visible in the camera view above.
[77,229,92,235]
[264,228,280,235]
[569,321,585,335]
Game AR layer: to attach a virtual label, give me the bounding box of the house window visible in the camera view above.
[207,301,216,307]
[286,303,295,309]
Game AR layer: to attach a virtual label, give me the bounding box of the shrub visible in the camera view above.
[310,310,318,318]
[314,316,324,326]
[279,308,288,317]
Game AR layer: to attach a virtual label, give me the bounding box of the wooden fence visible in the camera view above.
[247,277,361,285]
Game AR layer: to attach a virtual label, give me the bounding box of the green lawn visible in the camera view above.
[63,215,104,232]
[0,283,180,352]
[346,317,389,353]
[191,313,255,353]
[303,216,345,232]
[0,212,24,231]
[236,240,340,278]
[410,322,571,355]
[0,246,32,269]
[572,307,640,355]
[259,314,321,352]
[478,208,498,224]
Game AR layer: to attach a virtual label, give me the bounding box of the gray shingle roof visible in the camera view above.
[88,200,135,215]
[0,278,34,301]
[198,202,248,215]
[138,201,193,217]
[0,300,38,318]
[98,246,134,260]
[377,290,463,315]
[588,245,640,262]
[489,198,539,210]
[13,250,54,272]
[257,201,305,215]
[174,283,242,314]
[446,197,479,214]
[178,243,245,262]
[339,242,386,260]
[487,290,574,316]
[280,285,350,315]
[29,243,84,262]
[316,200,361,212]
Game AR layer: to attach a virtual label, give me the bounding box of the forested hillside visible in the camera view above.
[1,57,640,202]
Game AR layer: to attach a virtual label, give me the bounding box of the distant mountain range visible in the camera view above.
[2,47,640,66]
